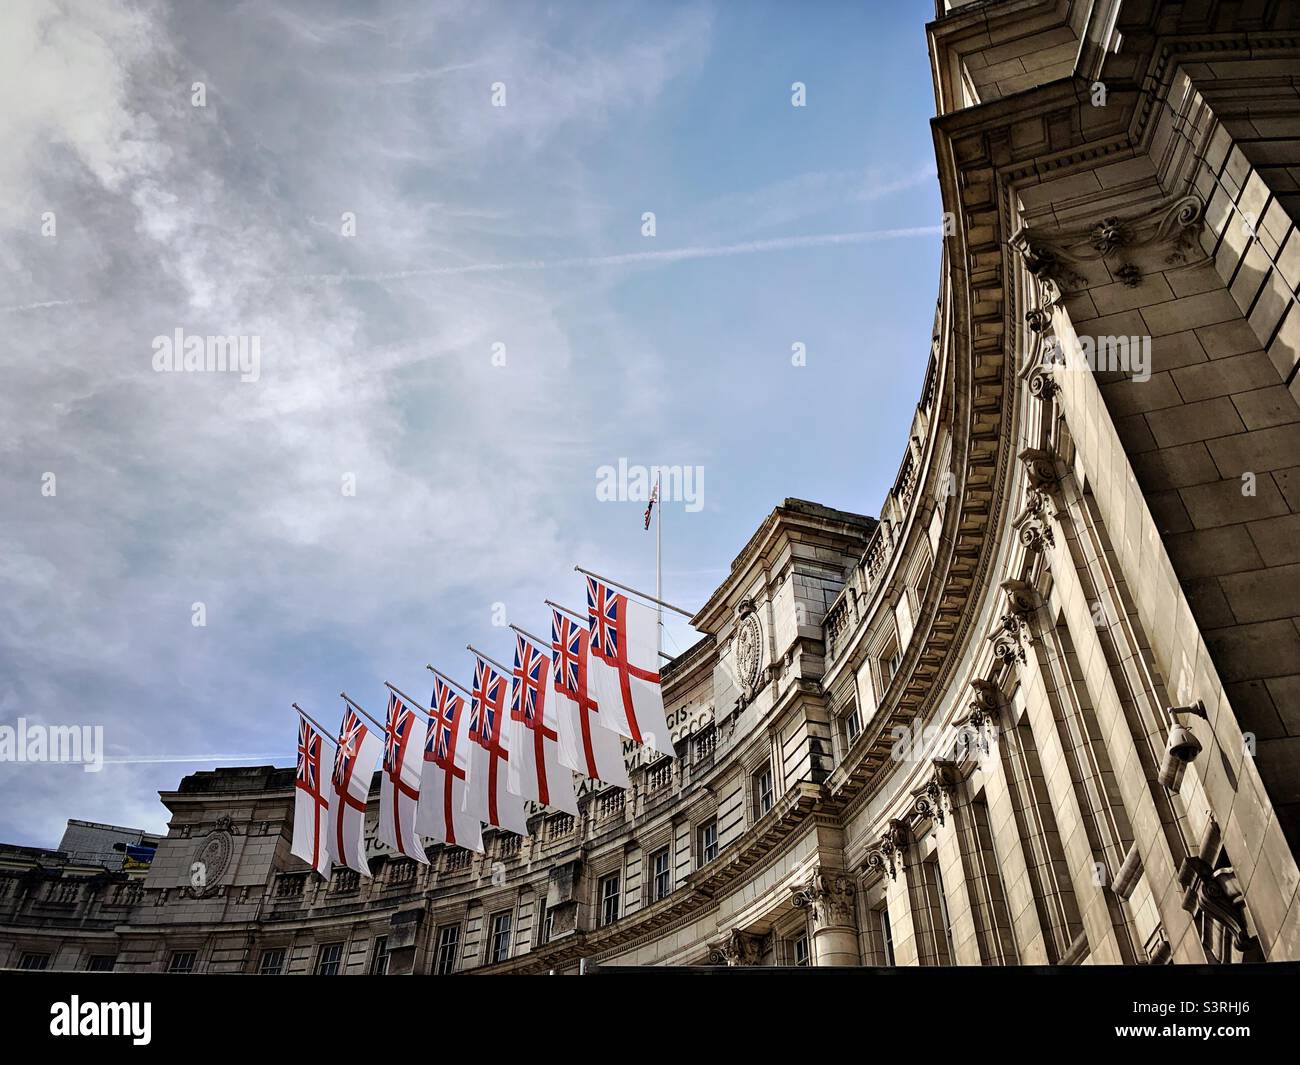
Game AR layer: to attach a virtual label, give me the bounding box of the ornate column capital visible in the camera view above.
[791,865,856,929]
[707,928,764,966]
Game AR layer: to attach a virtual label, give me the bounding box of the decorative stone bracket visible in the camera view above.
[865,819,910,882]
[954,679,1002,757]
[911,760,958,828]
[1008,194,1207,293]
[988,578,1042,667]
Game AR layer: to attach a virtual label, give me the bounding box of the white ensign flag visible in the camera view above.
[378,691,429,864]
[292,715,334,877]
[585,576,676,757]
[550,608,630,788]
[417,675,484,853]
[507,633,579,815]
[463,654,530,835]
[326,705,383,875]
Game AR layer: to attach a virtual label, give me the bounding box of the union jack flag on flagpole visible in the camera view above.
[326,703,383,875]
[550,608,630,787]
[292,714,334,877]
[585,575,676,757]
[378,690,429,864]
[507,632,578,814]
[416,674,484,852]
[463,653,529,835]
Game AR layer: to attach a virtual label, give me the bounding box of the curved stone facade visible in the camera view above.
[4,0,1300,972]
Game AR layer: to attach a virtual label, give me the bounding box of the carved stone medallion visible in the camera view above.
[187,818,235,898]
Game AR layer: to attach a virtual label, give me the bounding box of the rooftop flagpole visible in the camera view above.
[573,565,695,619]
[656,471,663,657]
[425,664,473,697]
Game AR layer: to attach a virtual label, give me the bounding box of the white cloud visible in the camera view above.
[0,0,714,843]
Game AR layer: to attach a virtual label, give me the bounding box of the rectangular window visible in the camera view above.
[697,819,718,866]
[933,860,956,964]
[651,847,672,901]
[488,911,512,964]
[434,925,460,975]
[536,898,550,946]
[315,942,345,976]
[257,948,286,975]
[845,705,862,745]
[792,933,810,967]
[915,857,953,966]
[86,954,117,972]
[18,952,50,971]
[369,935,390,975]
[882,640,902,687]
[755,764,775,817]
[166,950,197,974]
[600,873,621,926]
[876,906,895,966]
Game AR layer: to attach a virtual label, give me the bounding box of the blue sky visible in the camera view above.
[0,0,940,844]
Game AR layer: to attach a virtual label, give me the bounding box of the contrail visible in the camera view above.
[2,224,940,309]
[256,224,942,285]
[99,754,282,765]
[0,298,88,314]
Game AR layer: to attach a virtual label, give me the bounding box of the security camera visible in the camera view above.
[1158,700,1206,793]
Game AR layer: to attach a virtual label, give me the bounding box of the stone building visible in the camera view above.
[3,0,1299,972]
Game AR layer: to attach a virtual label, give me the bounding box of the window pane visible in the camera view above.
[316,943,344,975]
[434,925,460,975]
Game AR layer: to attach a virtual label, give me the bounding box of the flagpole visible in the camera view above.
[656,472,663,657]
[425,664,472,697]
[544,599,585,623]
[509,624,550,649]
[383,681,431,715]
[573,565,695,618]
[466,645,513,676]
[338,692,385,731]
[291,703,336,741]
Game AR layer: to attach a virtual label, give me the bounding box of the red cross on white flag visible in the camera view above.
[507,633,579,815]
[292,714,334,877]
[326,705,383,875]
[585,576,676,757]
[378,691,429,864]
